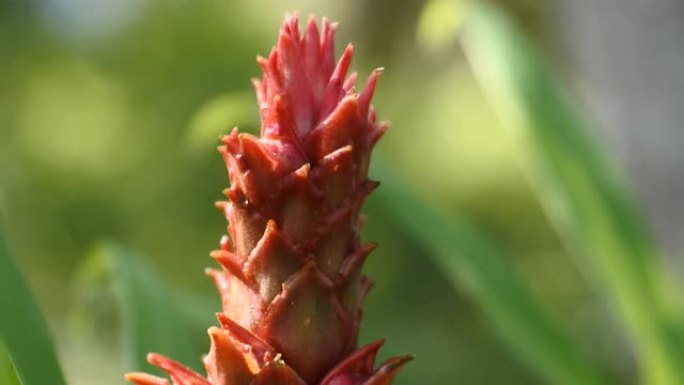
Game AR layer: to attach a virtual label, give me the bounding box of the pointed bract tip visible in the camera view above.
[125,372,170,385]
[146,353,210,385]
[283,11,300,24]
[362,355,414,385]
[216,313,274,359]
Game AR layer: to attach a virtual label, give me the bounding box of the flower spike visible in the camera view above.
[126,14,409,385]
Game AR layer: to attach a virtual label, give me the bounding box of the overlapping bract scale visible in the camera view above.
[126,14,411,385]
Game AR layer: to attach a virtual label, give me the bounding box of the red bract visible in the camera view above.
[126,14,411,385]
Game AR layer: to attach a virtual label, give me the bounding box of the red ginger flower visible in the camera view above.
[125,14,411,385]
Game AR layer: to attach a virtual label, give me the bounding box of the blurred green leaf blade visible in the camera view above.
[460,3,684,384]
[0,341,22,385]
[375,166,606,385]
[0,230,67,385]
[87,243,215,374]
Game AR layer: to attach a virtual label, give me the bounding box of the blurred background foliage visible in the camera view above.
[1,0,683,384]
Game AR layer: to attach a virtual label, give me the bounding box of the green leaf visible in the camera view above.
[0,229,67,385]
[374,166,606,385]
[0,341,22,385]
[460,3,684,384]
[82,243,215,374]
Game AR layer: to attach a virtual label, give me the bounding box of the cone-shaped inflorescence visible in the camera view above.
[126,14,412,385]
